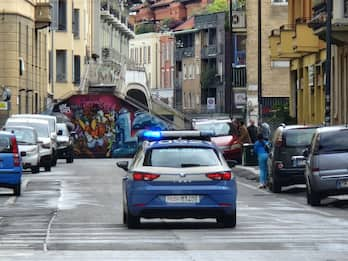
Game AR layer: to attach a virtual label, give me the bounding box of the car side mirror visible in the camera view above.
[116,161,129,171]
[303,148,309,158]
[20,151,26,157]
[57,130,63,136]
[227,160,237,168]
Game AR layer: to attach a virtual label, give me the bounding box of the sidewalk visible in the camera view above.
[234,165,259,181]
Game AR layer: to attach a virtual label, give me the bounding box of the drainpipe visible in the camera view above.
[325,0,332,125]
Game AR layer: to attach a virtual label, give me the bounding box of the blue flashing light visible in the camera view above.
[142,130,162,139]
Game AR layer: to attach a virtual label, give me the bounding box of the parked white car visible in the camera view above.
[4,126,40,173]
[11,114,58,166]
[5,118,53,172]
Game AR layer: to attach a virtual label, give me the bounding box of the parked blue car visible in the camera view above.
[0,131,22,196]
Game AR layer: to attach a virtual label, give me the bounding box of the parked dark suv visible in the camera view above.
[267,124,317,193]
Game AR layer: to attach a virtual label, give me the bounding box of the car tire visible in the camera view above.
[268,172,281,193]
[51,155,57,167]
[218,209,236,228]
[31,166,40,174]
[44,164,51,172]
[306,186,321,206]
[126,208,140,229]
[123,210,127,225]
[66,155,74,164]
[14,183,21,196]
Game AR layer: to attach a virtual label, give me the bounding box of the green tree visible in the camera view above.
[135,23,156,34]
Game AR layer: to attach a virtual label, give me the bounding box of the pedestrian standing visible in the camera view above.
[247,120,258,143]
[238,120,251,144]
[259,121,271,141]
[253,133,269,189]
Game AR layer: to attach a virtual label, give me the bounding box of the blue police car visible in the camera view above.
[116,131,237,228]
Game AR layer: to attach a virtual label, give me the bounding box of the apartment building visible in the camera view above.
[246,0,290,123]
[309,0,348,125]
[173,12,227,115]
[269,0,348,125]
[0,0,51,122]
[129,32,175,105]
[131,0,212,26]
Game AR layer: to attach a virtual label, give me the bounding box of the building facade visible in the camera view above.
[173,12,227,115]
[246,0,290,124]
[309,0,348,125]
[129,32,175,106]
[0,0,51,123]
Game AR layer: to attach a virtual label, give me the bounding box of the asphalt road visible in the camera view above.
[0,159,347,260]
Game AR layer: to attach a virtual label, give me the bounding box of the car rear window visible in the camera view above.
[144,147,221,168]
[6,121,49,138]
[285,128,316,147]
[0,135,11,153]
[318,130,348,154]
[194,122,237,136]
[8,128,36,144]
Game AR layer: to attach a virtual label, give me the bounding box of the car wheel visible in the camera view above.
[306,185,321,206]
[268,172,281,193]
[31,166,40,174]
[126,208,140,229]
[14,183,21,196]
[66,155,74,164]
[51,155,57,167]
[44,164,51,172]
[218,209,236,228]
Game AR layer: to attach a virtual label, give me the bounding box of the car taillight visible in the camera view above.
[206,171,232,180]
[133,172,160,181]
[10,136,20,167]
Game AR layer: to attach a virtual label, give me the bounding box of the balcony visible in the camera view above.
[195,13,218,30]
[232,66,246,88]
[277,25,302,59]
[309,0,348,44]
[201,45,217,59]
[292,19,324,53]
[35,1,51,29]
[269,29,281,60]
[175,47,194,61]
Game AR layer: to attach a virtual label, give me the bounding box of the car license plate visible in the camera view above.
[165,195,200,204]
[338,180,348,189]
[292,156,306,167]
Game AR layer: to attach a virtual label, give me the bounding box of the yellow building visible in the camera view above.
[49,0,92,102]
[269,0,348,125]
[0,0,51,123]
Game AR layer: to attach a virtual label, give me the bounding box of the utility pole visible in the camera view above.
[229,0,234,116]
[257,0,262,123]
[325,0,332,126]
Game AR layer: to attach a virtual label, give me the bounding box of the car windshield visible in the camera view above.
[285,128,316,147]
[7,122,49,138]
[57,124,69,136]
[144,147,221,168]
[319,130,348,154]
[8,128,36,144]
[194,122,235,136]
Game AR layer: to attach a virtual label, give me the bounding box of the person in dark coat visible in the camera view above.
[247,119,258,143]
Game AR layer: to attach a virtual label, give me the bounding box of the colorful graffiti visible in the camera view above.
[53,94,170,158]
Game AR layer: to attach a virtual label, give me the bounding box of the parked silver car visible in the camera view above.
[4,126,40,174]
[304,126,348,206]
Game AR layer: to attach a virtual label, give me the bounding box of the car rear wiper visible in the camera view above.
[181,163,201,167]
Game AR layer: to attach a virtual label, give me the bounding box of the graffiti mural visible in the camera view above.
[53,94,170,158]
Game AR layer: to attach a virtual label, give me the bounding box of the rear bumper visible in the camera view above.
[275,168,305,185]
[0,172,21,185]
[57,146,73,159]
[126,181,237,217]
[310,174,348,196]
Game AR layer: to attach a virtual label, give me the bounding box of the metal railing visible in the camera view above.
[232,66,247,87]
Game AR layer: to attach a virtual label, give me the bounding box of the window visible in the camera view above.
[56,50,67,82]
[148,46,151,64]
[58,0,67,31]
[317,130,348,154]
[144,148,220,168]
[271,0,288,5]
[73,55,81,84]
[285,129,317,147]
[345,0,348,18]
[72,9,80,38]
